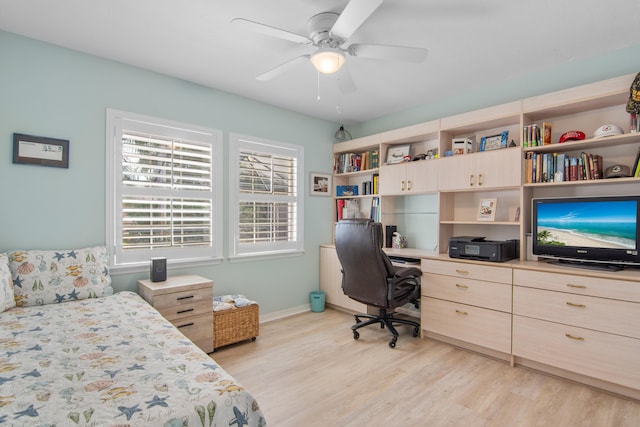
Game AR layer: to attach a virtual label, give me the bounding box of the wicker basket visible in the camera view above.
[213,304,259,350]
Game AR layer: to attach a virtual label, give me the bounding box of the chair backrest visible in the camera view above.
[334,219,395,307]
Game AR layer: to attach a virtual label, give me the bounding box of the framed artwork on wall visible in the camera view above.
[310,172,331,196]
[13,133,69,168]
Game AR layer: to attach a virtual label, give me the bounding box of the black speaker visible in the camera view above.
[385,225,397,248]
[150,257,167,282]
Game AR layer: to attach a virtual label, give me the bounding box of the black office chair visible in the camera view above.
[334,219,421,348]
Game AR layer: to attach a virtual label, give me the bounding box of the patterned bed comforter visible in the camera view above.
[0,291,266,426]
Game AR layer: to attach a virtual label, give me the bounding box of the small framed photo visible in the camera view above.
[13,133,69,168]
[310,172,331,196]
[386,145,410,164]
[478,198,497,221]
[480,130,509,151]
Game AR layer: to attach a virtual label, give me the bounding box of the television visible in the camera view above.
[532,195,640,270]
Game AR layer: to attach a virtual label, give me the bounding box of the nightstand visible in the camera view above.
[138,274,214,353]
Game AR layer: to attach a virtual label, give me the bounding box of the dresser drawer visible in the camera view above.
[153,287,213,321]
[513,269,640,302]
[513,315,640,391]
[421,297,511,353]
[423,273,512,312]
[172,312,214,354]
[422,259,512,284]
[514,286,640,339]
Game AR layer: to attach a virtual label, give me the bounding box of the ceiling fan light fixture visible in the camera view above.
[310,47,346,74]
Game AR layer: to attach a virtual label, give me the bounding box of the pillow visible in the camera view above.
[0,253,16,312]
[8,246,113,307]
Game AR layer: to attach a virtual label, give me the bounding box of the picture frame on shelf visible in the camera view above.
[385,145,410,164]
[310,172,331,196]
[479,130,509,151]
[13,133,69,168]
[478,198,497,221]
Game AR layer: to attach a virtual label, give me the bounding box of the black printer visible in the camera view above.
[448,236,519,262]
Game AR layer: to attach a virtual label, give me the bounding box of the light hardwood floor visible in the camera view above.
[212,308,640,427]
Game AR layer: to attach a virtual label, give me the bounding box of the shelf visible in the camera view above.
[440,220,520,226]
[523,133,640,153]
[523,176,638,188]
[336,194,379,200]
[333,168,379,177]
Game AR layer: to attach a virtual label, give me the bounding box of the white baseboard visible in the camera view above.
[259,304,311,324]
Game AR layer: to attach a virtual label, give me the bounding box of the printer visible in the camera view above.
[448,236,519,262]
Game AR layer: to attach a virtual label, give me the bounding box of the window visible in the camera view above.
[106,109,222,271]
[229,133,304,259]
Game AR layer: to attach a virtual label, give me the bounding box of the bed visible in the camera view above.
[0,247,266,426]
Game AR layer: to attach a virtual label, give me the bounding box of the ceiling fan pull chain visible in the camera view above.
[317,72,321,101]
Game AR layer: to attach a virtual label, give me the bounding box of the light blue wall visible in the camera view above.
[0,31,337,315]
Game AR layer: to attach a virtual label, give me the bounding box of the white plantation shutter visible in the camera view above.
[230,134,304,258]
[107,109,222,269]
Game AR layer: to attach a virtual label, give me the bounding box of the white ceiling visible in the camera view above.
[1,0,638,125]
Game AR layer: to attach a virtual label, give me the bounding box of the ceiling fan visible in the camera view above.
[232,0,428,92]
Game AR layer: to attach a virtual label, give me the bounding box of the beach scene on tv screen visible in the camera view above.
[537,200,636,250]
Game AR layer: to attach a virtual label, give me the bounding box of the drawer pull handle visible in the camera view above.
[455,269,469,275]
[177,322,194,329]
[566,284,586,289]
[566,302,586,308]
[455,309,468,315]
[177,308,194,314]
[565,333,584,341]
[177,295,194,301]
[455,284,469,289]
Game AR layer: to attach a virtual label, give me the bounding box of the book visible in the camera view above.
[633,147,640,177]
[542,122,553,145]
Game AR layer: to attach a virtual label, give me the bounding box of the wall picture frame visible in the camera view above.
[13,133,69,168]
[385,145,410,164]
[478,198,497,221]
[310,172,331,196]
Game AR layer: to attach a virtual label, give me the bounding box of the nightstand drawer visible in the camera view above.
[173,312,214,354]
[153,287,213,321]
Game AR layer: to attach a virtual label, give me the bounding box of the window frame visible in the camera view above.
[228,133,304,260]
[106,109,223,273]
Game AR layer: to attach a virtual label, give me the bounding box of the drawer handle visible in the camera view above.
[455,269,469,275]
[407,180,412,191]
[566,284,586,289]
[177,308,194,314]
[455,309,468,315]
[177,322,194,329]
[469,174,474,187]
[478,174,483,186]
[177,295,194,301]
[455,284,469,289]
[565,333,584,341]
[401,180,406,191]
[566,302,586,308]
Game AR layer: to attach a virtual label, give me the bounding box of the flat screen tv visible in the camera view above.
[532,195,640,270]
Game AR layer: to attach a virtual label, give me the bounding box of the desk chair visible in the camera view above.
[334,219,421,348]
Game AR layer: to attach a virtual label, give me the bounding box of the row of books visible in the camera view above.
[522,122,552,148]
[525,151,603,183]
[333,150,379,174]
[335,197,381,222]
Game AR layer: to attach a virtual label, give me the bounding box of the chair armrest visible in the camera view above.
[393,266,421,278]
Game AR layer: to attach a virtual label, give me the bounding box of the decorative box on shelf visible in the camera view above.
[213,295,259,350]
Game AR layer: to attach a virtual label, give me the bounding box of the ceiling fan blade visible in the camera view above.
[330,0,383,41]
[256,55,310,81]
[337,67,357,94]
[231,18,311,45]
[348,44,428,63]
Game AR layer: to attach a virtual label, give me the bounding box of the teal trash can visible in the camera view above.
[310,290,326,312]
